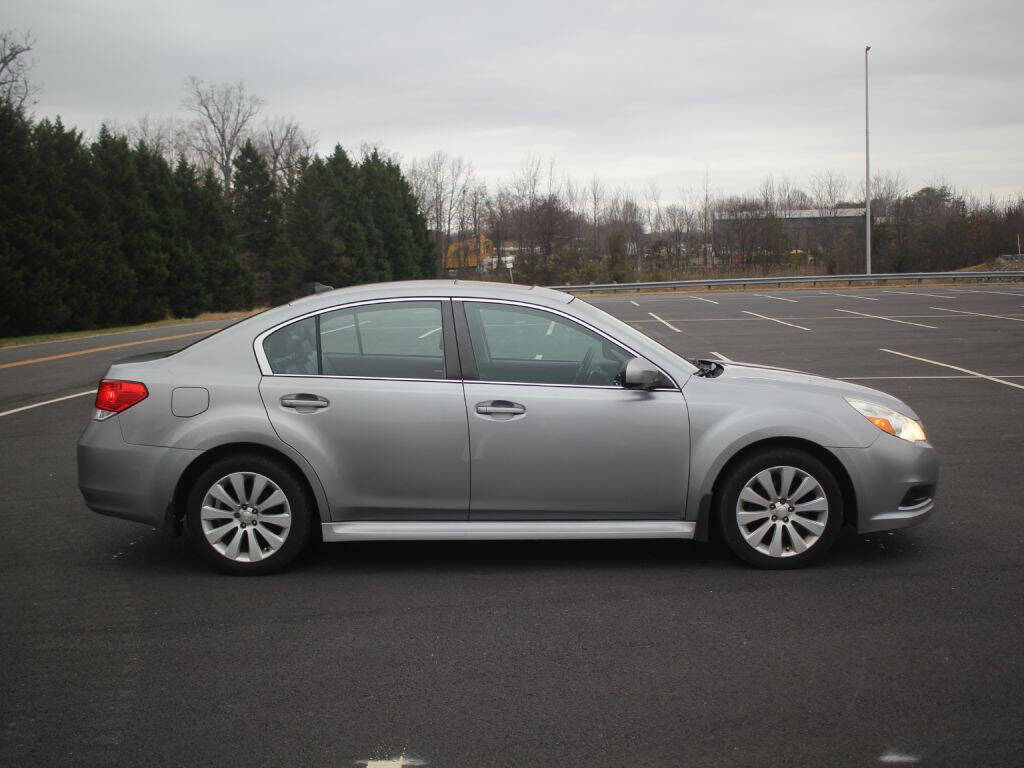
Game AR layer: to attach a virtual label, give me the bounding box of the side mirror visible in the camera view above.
[620,357,664,390]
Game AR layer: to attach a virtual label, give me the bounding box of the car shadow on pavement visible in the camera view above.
[106,521,932,577]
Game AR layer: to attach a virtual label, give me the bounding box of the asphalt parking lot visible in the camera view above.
[1,283,1022,767]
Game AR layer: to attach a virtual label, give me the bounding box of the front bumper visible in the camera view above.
[831,435,939,534]
[77,416,200,528]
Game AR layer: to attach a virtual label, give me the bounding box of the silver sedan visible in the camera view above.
[78,281,938,573]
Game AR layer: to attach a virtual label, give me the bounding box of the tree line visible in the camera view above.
[2,28,1021,336]
[0,31,434,337]
[407,155,1024,285]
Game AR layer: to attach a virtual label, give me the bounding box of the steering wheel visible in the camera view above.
[573,346,596,384]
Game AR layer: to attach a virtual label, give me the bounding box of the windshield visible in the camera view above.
[570,297,698,373]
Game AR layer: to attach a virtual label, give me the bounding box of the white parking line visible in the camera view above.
[835,309,936,329]
[629,300,639,306]
[879,751,920,764]
[879,349,1024,391]
[842,374,1024,380]
[0,390,95,418]
[418,326,442,339]
[882,290,956,300]
[648,312,681,332]
[710,351,734,362]
[742,311,811,331]
[929,306,1024,323]
[964,289,1024,297]
[754,293,798,302]
[831,293,878,301]
[688,295,719,304]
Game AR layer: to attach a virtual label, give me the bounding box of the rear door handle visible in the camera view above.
[281,394,330,409]
[475,400,526,416]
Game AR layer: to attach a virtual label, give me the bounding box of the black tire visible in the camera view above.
[186,453,312,575]
[715,447,843,569]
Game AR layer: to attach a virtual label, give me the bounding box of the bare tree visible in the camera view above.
[0,29,37,109]
[510,155,542,258]
[809,170,849,218]
[666,187,697,273]
[107,113,191,163]
[644,179,664,235]
[407,151,474,272]
[809,170,852,268]
[256,116,316,196]
[863,170,907,217]
[587,175,605,258]
[181,76,264,194]
[700,169,717,265]
[465,179,489,241]
[758,175,777,218]
[775,176,810,219]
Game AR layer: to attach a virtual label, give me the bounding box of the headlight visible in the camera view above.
[845,397,927,442]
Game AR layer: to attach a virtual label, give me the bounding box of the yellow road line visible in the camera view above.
[0,330,213,370]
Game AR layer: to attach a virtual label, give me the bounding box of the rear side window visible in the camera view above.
[319,301,445,379]
[262,316,318,375]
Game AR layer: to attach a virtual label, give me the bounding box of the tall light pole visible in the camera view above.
[865,45,872,275]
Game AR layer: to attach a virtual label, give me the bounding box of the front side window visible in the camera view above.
[463,302,631,386]
[319,300,445,379]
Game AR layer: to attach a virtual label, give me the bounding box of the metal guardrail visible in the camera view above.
[552,270,1024,293]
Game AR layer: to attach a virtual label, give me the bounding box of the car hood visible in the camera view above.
[706,360,920,419]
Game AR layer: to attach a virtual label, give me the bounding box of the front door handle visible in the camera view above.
[281,394,330,410]
[476,400,526,416]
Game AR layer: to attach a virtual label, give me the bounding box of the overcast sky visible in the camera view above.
[9,0,1023,201]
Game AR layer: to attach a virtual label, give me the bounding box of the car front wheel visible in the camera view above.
[716,448,843,569]
[186,454,311,575]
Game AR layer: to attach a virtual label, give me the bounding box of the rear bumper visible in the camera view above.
[832,437,939,534]
[77,416,199,528]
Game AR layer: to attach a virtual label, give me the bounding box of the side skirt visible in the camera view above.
[321,520,696,542]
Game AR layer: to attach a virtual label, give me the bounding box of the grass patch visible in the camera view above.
[0,309,267,350]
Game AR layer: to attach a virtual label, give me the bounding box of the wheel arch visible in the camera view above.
[166,442,328,536]
[707,437,859,530]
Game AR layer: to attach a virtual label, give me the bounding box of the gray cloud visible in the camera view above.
[10,0,1023,198]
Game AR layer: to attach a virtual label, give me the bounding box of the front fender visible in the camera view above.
[683,377,878,522]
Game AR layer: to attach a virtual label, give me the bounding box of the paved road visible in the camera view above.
[0,319,242,413]
[1,284,1023,767]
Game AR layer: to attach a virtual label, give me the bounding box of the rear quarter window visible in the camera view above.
[262,316,318,375]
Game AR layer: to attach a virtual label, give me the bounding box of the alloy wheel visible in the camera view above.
[200,472,292,563]
[735,465,829,558]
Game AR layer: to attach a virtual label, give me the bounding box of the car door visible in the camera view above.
[257,298,470,521]
[456,299,690,520]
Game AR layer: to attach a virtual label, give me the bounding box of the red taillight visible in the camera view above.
[95,380,149,413]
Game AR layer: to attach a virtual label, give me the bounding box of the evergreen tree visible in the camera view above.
[162,157,211,316]
[0,101,50,334]
[323,145,373,285]
[0,99,451,337]
[359,150,435,280]
[183,166,253,311]
[288,157,344,288]
[92,126,169,323]
[233,139,303,304]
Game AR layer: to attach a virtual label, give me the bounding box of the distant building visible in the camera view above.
[444,234,495,271]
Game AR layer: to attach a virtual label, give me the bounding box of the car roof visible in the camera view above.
[284,279,574,313]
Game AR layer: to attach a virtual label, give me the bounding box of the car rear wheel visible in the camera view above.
[186,454,311,575]
[716,448,843,569]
